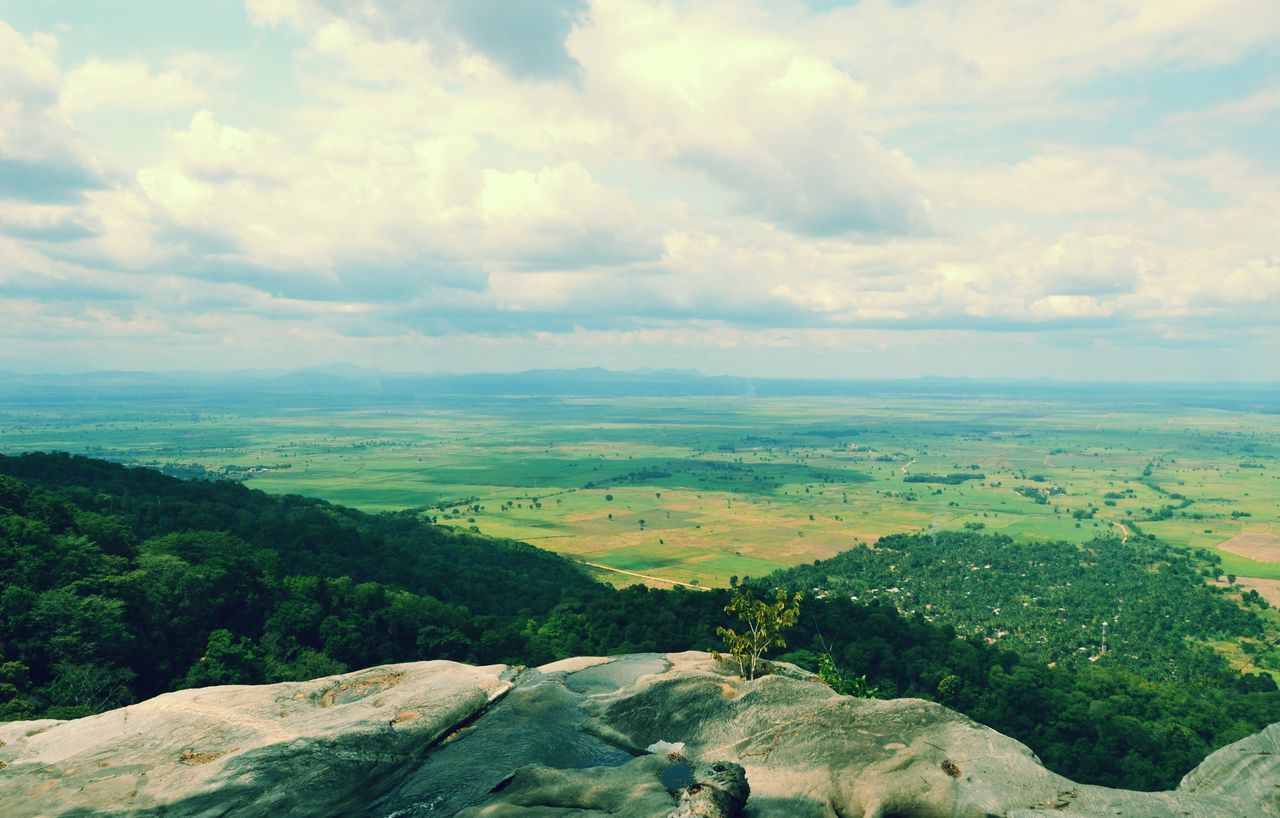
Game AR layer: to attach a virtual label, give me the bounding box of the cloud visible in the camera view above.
[0,156,101,203]
[570,0,934,235]
[0,21,59,104]
[807,0,1280,107]
[441,0,588,79]
[2,1,1279,378]
[169,111,290,180]
[134,136,654,280]
[0,22,102,202]
[933,151,1160,218]
[1168,84,1280,126]
[61,58,208,114]
[260,0,588,79]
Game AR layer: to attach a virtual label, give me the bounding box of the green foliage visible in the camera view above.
[716,588,802,679]
[817,652,878,698]
[185,629,264,687]
[770,530,1261,680]
[903,472,984,484]
[0,452,603,712]
[0,660,35,719]
[935,673,962,704]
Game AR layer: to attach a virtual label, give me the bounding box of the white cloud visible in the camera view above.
[0,20,59,104]
[170,111,290,180]
[933,151,1161,218]
[61,58,207,114]
[0,21,101,200]
[569,0,932,235]
[808,0,1280,108]
[1,0,1278,376]
[1168,84,1280,127]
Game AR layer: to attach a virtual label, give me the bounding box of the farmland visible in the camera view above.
[3,388,1278,592]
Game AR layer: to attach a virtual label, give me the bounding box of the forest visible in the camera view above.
[769,529,1264,680]
[1,452,1277,791]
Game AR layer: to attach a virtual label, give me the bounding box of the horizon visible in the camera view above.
[1,2,1278,380]
[3,360,1279,389]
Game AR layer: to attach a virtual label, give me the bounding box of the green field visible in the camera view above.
[3,394,1278,593]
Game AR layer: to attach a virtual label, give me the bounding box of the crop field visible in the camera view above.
[3,393,1278,593]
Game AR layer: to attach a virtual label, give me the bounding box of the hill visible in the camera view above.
[0,451,602,715]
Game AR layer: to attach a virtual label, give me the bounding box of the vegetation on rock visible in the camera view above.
[715,588,802,679]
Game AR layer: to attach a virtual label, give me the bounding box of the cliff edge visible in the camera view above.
[1,651,1275,817]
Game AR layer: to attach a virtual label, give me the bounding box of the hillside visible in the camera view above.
[1,452,1278,791]
[0,451,603,716]
[769,530,1264,680]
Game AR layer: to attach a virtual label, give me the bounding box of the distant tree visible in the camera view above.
[185,629,264,687]
[417,625,471,662]
[0,660,35,719]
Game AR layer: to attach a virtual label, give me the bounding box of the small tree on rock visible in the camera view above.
[716,588,802,680]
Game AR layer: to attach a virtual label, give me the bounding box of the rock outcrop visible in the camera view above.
[1,651,1276,817]
[0,661,512,817]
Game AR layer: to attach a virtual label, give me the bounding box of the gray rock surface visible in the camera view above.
[484,652,1279,818]
[0,661,511,817]
[454,756,750,818]
[1,652,1276,818]
[671,761,750,818]
[1178,720,1280,811]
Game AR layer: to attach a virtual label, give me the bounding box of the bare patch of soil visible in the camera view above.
[1216,531,1280,563]
[1237,577,1280,607]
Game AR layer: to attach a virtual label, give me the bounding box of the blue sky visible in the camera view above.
[0,0,1277,379]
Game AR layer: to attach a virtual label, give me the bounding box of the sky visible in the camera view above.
[0,0,1277,380]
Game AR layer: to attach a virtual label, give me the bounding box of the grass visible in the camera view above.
[2,395,1278,590]
[1208,550,1280,581]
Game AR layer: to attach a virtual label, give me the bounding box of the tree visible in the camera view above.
[185,629,264,687]
[716,588,802,680]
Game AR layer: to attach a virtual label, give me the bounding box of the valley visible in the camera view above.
[3,389,1277,593]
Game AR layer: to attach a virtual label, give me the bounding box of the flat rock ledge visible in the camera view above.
[2,651,1277,818]
[0,661,512,817]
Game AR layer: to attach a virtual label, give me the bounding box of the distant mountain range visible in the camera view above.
[1,365,1277,411]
